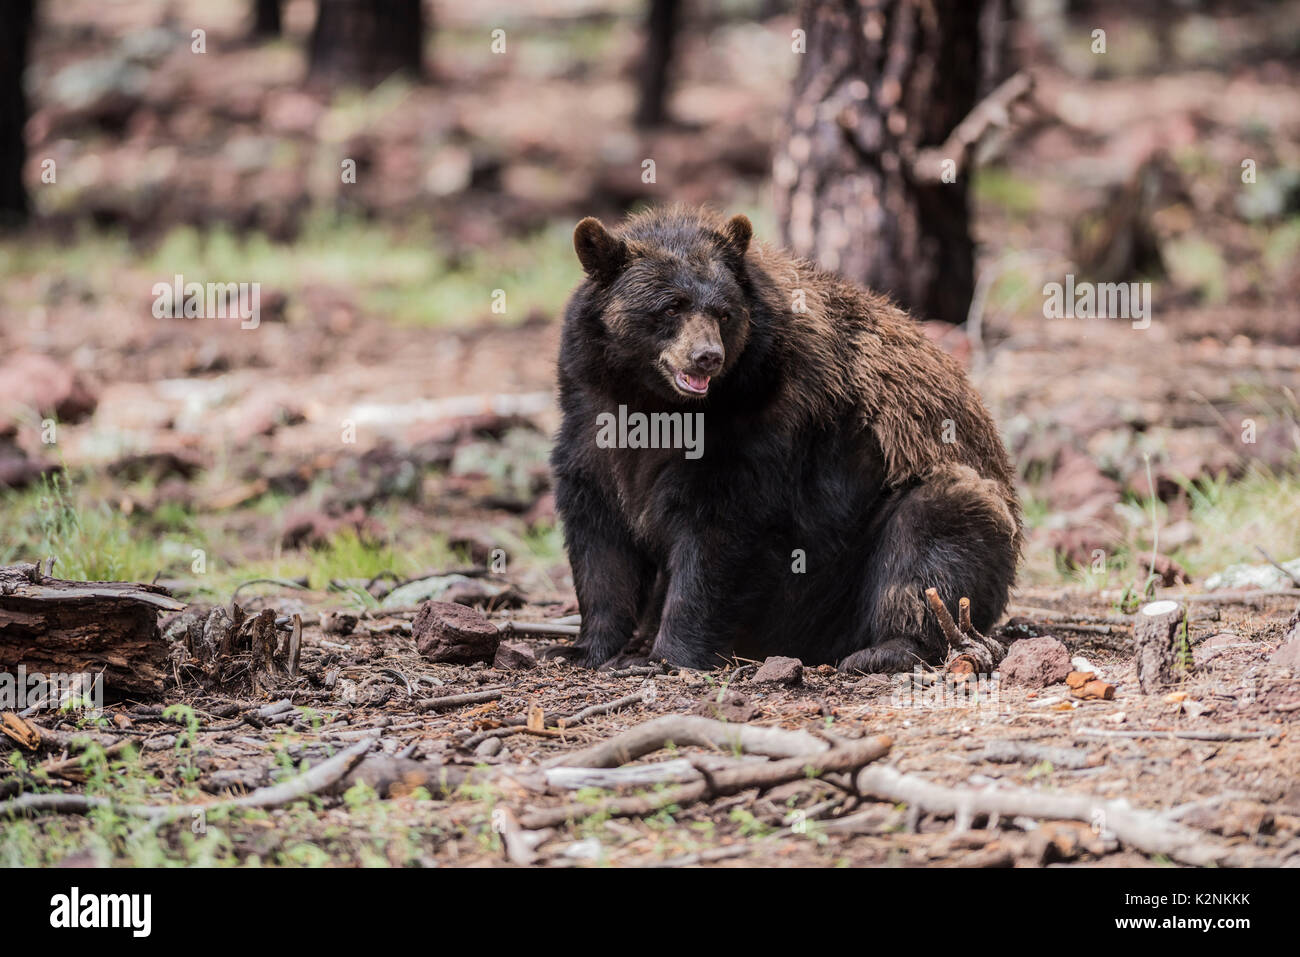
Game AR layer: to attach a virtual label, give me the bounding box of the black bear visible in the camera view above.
[550,205,1020,673]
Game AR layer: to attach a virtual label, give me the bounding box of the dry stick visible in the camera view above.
[924,588,965,650]
[557,692,646,727]
[1,734,380,822]
[1077,726,1279,743]
[461,692,648,749]
[497,621,581,638]
[1254,545,1300,588]
[544,714,831,769]
[414,690,504,713]
[854,763,1262,868]
[958,596,973,635]
[521,734,892,830]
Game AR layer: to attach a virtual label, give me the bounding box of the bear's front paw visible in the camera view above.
[539,642,610,669]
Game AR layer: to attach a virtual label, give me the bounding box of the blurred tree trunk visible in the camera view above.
[252,0,282,38]
[308,0,425,85]
[1,0,34,227]
[634,0,681,128]
[774,0,991,326]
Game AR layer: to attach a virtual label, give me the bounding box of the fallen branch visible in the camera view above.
[544,714,830,769]
[1077,726,1278,743]
[414,689,504,712]
[854,763,1263,867]
[1,735,380,822]
[521,733,891,830]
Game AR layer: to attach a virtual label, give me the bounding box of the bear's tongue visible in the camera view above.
[677,371,710,394]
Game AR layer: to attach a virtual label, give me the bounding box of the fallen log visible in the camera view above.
[0,562,183,699]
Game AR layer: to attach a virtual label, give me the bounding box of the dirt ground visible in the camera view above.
[1,1,1299,866]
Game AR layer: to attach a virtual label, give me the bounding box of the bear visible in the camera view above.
[549,205,1021,673]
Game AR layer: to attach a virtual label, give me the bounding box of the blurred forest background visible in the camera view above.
[2,0,1299,605]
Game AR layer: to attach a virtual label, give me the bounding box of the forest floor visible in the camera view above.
[1,1,1299,866]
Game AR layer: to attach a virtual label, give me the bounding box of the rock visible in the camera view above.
[0,353,98,424]
[1272,624,1300,671]
[1195,632,1249,667]
[692,690,757,722]
[493,641,537,671]
[999,636,1071,687]
[320,611,358,636]
[752,655,803,686]
[413,601,500,664]
[475,737,503,757]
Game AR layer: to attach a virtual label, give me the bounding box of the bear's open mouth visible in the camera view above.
[672,370,711,396]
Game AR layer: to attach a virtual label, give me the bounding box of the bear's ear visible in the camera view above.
[720,214,753,258]
[574,217,629,281]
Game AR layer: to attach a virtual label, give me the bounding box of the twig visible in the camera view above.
[924,588,966,650]
[497,621,581,637]
[1254,546,1300,587]
[1,735,380,822]
[854,763,1265,867]
[414,690,504,713]
[1077,726,1279,743]
[557,692,646,727]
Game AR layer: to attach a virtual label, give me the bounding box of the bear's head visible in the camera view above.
[572,209,754,402]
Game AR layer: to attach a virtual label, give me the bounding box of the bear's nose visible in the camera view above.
[690,346,723,373]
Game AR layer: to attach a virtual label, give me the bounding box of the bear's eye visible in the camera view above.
[664,299,687,317]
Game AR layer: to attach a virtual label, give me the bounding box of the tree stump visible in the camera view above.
[170,604,302,694]
[1133,599,1188,692]
[414,601,499,664]
[0,563,184,698]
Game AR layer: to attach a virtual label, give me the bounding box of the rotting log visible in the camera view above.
[0,563,183,698]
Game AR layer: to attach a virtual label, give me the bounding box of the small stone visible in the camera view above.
[752,655,803,686]
[1272,625,1300,671]
[999,636,1071,687]
[493,641,537,670]
[475,737,503,757]
[693,690,757,722]
[413,601,499,664]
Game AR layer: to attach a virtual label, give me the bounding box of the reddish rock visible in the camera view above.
[999,636,1071,687]
[414,601,500,664]
[0,353,97,424]
[752,655,803,686]
[1272,626,1300,671]
[493,641,537,670]
[693,689,757,722]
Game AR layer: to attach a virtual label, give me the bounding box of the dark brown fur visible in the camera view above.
[551,206,1021,672]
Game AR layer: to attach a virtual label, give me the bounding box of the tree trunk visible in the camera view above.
[251,0,282,39]
[308,0,425,86]
[0,0,35,228]
[634,0,681,128]
[773,0,985,326]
